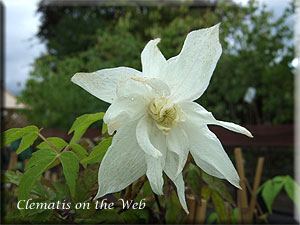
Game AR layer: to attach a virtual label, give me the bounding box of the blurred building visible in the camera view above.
[3,89,28,128]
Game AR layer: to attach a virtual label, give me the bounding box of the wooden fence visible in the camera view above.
[40,124,294,147]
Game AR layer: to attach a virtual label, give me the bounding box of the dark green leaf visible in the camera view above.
[207,212,220,224]
[74,164,98,202]
[211,190,230,223]
[58,151,79,198]
[184,164,202,203]
[201,185,212,201]
[81,137,112,165]
[3,125,38,146]
[5,171,47,197]
[202,171,235,206]
[166,190,184,223]
[37,137,67,151]
[68,113,104,144]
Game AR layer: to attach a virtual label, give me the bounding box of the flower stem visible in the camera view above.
[154,194,166,224]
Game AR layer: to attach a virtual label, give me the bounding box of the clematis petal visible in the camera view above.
[180,101,253,137]
[144,121,167,195]
[164,24,222,102]
[145,155,164,195]
[129,77,171,97]
[183,120,240,188]
[136,115,163,158]
[71,67,142,103]
[164,151,189,214]
[166,125,189,177]
[141,38,167,79]
[103,95,148,135]
[95,120,146,199]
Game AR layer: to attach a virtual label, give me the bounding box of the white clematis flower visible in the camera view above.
[71,24,253,214]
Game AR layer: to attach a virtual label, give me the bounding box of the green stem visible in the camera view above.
[37,132,60,153]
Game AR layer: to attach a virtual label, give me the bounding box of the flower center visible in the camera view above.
[148,97,184,134]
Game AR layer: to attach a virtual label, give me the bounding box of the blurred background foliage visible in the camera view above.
[19,0,294,129]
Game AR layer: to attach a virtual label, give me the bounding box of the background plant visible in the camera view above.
[19,0,294,129]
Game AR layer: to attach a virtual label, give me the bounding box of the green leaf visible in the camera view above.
[202,171,235,206]
[102,121,108,134]
[81,137,112,165]
[37,137,67,151]
[261,179,284,213]
[70,143,88,168]
[18,149,58,209]
[284,175,300,213]
[166,190,184,223]
[3,125,39,146]
[211,190,230,223]
[17,132,38,154]
[207,212,220,224]
[5,171,47,197]
[184,164,202,203]
[74,164,98,202]
[201,185,212,201]
[58,151,79,198]
[231,208,239,224]
[68,112,104,144]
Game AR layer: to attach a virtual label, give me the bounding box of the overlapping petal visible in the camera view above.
[183,120,240,188]
[95,120,146,199]
[166,125,189,177]
[164,24,222,103]
[143,119,167,195]
[136,115,163,158]
[180,101,253,137]
[71,67,142,103]
[103,95,148,135]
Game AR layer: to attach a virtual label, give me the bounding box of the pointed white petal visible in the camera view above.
[180,101,253,137]
[95,120,146,199]
[164,24,222,102]
[144,122,167,195]
[164,151,189,214]
[183,120,240,188]
[71,67,142,103]
[166,125,189,177]
[145,155,164,195]
[136,115,163,158]
[141,38,167,79]
[103,95,148,135]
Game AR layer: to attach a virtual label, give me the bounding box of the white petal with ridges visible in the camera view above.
[164,24,222,102]
[183,120,240,188]
[71,67,142,103]
[95,120,146,199]
[141,38,167,79]
[180,101,253,137]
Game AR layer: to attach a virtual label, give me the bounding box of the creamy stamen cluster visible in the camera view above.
[148,97,184,134]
